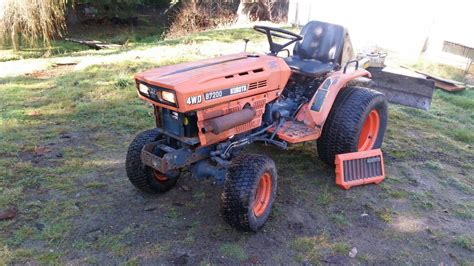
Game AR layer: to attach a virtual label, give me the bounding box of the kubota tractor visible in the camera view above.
[126,21,389,231]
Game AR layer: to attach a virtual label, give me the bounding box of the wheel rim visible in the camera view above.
[358,109,380,151]
[153,170,168,182]
[253,172,272,217]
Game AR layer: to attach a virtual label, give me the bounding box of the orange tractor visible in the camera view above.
[127,21,391,231]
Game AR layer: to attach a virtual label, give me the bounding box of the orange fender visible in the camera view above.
[296,69,371,130]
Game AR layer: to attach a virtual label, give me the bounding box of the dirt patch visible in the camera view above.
[11,132,469,264]
[2,121,473,265]
[25,64,76,79]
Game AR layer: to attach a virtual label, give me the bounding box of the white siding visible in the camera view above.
[288,0,473,61]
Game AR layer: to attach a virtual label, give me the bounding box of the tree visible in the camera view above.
[0,0,67,50]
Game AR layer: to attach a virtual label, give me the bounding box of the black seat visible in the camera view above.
[284,21,345,76]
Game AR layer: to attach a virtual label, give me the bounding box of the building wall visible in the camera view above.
[288,0,472,63]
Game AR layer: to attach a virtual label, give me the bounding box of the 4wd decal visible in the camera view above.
[186,95,202,105]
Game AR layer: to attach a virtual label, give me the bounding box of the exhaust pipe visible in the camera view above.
[203,106,256,134]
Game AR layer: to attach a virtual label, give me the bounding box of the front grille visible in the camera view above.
[160,109,198,138]
[343,156,383,182]
[335,149,385,190]
[162,109,182,136]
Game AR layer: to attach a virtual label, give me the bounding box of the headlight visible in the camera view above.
[138,83,149,96]
[161,91,176,103]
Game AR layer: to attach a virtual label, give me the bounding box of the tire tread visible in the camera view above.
[125,129,177,193]
[221,154,277,231]
[317,86,387,165]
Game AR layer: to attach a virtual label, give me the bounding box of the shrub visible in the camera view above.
[238,0,288,22]
[71,0,172,19]
[0,0,67,50]
[165,1,237,38]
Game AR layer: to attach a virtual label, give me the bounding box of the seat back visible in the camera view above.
[294,21,345,64]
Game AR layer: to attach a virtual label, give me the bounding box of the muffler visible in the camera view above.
[203,106,256,134]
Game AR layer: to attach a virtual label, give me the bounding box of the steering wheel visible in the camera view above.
[253,25,303,55]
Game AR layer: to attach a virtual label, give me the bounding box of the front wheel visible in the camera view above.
[125,129,179,193]
[221,154,278,232]
[317,86,388,166]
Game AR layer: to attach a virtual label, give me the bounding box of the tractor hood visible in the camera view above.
[134,52,291,112]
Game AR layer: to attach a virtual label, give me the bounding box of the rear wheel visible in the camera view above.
[221,154,277,232]
[317,86,388,166]
[125,129,179,193]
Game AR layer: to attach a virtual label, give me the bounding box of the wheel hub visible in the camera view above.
[153,170,168,182]
[253,172,272,217]
[358,109,380,151]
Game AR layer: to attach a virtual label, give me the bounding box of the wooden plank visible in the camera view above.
[432,80,465,92]
[65,38,121,50]
[400,65,466,92]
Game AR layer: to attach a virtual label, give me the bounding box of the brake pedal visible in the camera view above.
[335,149,385,190]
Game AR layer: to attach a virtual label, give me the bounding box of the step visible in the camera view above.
[268,120,321,143]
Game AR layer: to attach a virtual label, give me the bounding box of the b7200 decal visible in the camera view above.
[186,85,248,105]
[205,90,223,100]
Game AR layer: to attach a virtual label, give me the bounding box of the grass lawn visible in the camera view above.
[0,28,473,264]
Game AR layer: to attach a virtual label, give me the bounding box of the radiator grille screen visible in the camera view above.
[342,156,383,182]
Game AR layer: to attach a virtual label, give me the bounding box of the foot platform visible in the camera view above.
[268,120,321,143]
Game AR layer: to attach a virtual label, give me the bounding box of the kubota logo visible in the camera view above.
[186,95,202,105]
[366,157,381,163]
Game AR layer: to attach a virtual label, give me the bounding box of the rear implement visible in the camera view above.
[354,52,436,110]
[367,67,435,110]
